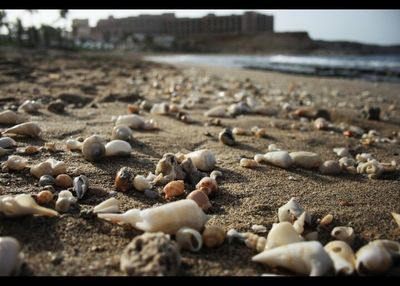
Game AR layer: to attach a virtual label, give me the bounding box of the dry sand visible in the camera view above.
[0,49,399,276]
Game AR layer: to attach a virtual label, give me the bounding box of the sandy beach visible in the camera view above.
[0,49,399,276]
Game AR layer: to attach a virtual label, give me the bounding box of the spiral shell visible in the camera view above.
[176,227,203,252]
[202,226,226,248]
[195,177,218,197]
[111,125,133,141]
[162,180,185,199]
[82,135,106,162]
[115,167,133,192]
[186,189,212,211]
[243,232,268,253]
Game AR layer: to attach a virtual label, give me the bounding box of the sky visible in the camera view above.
[3,9,400,46]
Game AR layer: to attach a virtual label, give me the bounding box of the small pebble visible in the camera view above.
[39,175,55,187]
[55,174,73,188]
[144,189,158,199]
[36,190,54,204]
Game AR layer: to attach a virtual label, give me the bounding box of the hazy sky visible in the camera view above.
[3,9,400,45]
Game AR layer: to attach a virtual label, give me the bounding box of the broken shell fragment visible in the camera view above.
[331,226,355,245]
[111,125,133,141]
[314,117,331,130]
[55,190,77,213]
[115,167,133,192]
[204,106,227,118]
[2,155,28,172]
[324,240,356,275]
[105,140,131,157]
[73,175,90,200]
[186,189,212,211]
[93,197,120,214]
[98,199,208,235]
[0,236,23,276]
[290,151,322,169]
[264,151,293,169]
[202,226,226,248]
[0,194,59,217]
[252,241,333,276]
[240,158,259,168]
[162,180,185,199]
[195,177,218,196]
[319,160,341,175]
[82,135,106,162]
[278,197,311,225]
[265,222,304,250]
[219,128,235,146]
[186,149,216,172]
[176,227,203,252]
[2,122,42,138]
[132,175,152,192]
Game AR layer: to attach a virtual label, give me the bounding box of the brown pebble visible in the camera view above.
[202,226,226,248]
[187,189,212,211]
[37,190,54,204]
[127,104,140,114]
[55,174,73,188]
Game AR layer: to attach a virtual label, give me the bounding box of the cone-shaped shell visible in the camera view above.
[278,197,311,224]
[2,122,41,138]
[264,151,293,169]
[93,197,120,214]
[252,241,333,276]
[391,212,400,228]
[0,194,59,217]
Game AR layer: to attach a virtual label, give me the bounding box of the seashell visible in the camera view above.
[264,151,293,169]
[252,225,267,233]
[30,161,53,179]
[293,212,306,234]
[268,144,281,152]
[356,153,374,163]
[111,125,133,141]
[66,139,83,151]
[73,175,90,200]
[320,214,334,226]
[333,147,351,158]
[132,175,152,192]
[46,158,66,176]
[38,175,55,187]
[240,158,259,168]
[143,119,159,130]
[243,232,268,252]
[127,104,140,114]
[105,140,131,157]
[355,240,400,274]
[54,174,73,188]
[290,151,322,169]
[226,228,247,244]
[357,159,383,179]
[55,190,77,213]
[115,167,133,192]
[195,177,218,196]
[150,102,169,115]
[254,154,267,164]
[202,226,226,248]
[331,226,355,245]
[303,231,318,241]
[278,197,311,225]
[162,180,185,199]
[2,122,42,138]
[22,145,40,155]
[186,189,212,211]
[93,197,120,214]
[0,236,23,276]
[319,160,341,175]
[392,212,400,228]
[251,126,267,138]
[2,155,28,171]
[339,157,356,168]
[180,157,207,185]
[0,110,26,125]
[314,117,331,130]
[82,135,106,162]
[18,100,42,114]
[115,114,145,130]
[98,199,208,235]
[36,190,54,204]
[265,222,304,250]
[176,227,203,252]
[324,240,356,275]
[0,137,17,149]
[186,149,216,172]
[47,99,66,113]
[146,172,157,182]
[252,241,334,276]
[232,127,247,136]
[0,194,59,217]
[204,106,227,118]
[219,128,235,146]
[210,170,222,181]
[155,153,185,185]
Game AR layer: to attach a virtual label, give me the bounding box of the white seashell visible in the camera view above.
[357,159,383,179]
[2,155,28,171]
[264,151,293,169]
[204,106,227,118]
[210,170,222,181]
[66,139,83,151]
[55,190,77,213]
[333,147,351,158]
[30,161,53,179]
[265,222,303,250]
[355,240,400,274]
[0,236,23,276]
[391,212,400,228]
[254,154,268,164]
[331,226,355,245]
[176,227,203,252]
[112,125,133,141]
[0,137,17,149]
[339,157,356,168]
[0,110,26,125]
[267,144,281,152]
[324,240,356,275]
[98,199,208,235]
[252,241,333,276]
[115,114,145,130]
[18,100,42,114]
[293,212,306,234]
[314,117,331,130]
[105,140,131,157]
[150,102,169,115]
[232,127,247,136]
[290,151,322,169]
[319,160,341,175]
[240,158,258,168]
[133,175,152,192]
[356,153,374,163]
[278,197,311,225]
[186,149,216,172]
[2,122,42,138]
[45,158,66,176]
[0,194,59,217]
[93,197,120,214]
